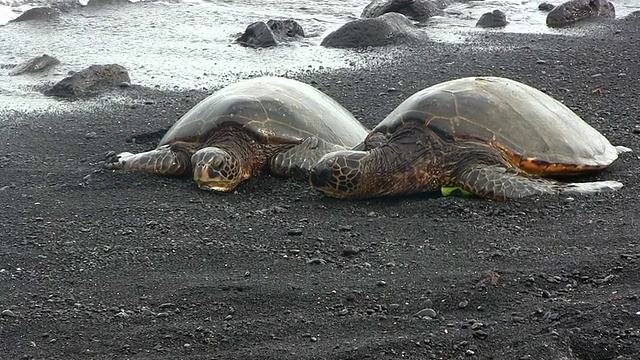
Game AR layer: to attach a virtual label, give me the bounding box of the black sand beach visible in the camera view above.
[1,20,639,359]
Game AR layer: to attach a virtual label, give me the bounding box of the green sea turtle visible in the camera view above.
[104,76,368,191]
[309,76,630,201]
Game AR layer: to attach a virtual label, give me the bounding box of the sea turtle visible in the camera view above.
[104,76,368,191]
[309,76,630,201]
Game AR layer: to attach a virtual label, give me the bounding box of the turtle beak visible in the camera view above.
[191,149,238,192]
[309,162,333,189]
[309,154,352,198]
[310,151,368,198]
[193,164,231,192]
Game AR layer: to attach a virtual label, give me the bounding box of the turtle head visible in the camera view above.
[309,150,368,198]
[191,147,242,192]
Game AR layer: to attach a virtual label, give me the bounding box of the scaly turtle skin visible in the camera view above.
[309,76,630,201]
[105,76,369,191]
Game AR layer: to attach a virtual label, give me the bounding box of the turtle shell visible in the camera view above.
[158,76,367,149]
[369,76,619,175]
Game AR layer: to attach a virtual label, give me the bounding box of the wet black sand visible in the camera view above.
[1,20,639,359]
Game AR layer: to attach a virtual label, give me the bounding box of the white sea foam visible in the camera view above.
[0,0,638,111]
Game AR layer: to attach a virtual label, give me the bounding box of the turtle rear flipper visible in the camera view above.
[269,137,346,180]
[104,144,192,176]
[561,181,623,195]
[457,165,622,201]
[457,165,554,200]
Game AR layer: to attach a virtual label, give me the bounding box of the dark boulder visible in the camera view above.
[9,7,60,22]
[236,19,304,48]
[476,10,508,28]
[9,54,60,76]
[622,10,640,21]
[44,64,130,98]
[321,12,425,49]
[267,19,305,38]
[361,0,453,22]
[538,2,555,11]
[546,0,615,27]
[237,22,277,48]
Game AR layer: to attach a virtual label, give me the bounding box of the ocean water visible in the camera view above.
[0,0,638,111]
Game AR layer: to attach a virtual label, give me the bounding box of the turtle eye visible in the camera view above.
[210,155,225,170]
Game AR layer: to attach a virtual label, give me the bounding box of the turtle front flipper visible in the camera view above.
[457,165,623,201]
[104,144,193,176]
[269,137,346,180]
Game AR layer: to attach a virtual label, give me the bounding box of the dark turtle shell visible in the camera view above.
[158,76,368,149]
[368,76,619,175]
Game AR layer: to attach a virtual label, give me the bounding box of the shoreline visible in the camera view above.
[1,19,639,360]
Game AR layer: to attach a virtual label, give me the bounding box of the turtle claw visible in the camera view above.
[104,151,134,170]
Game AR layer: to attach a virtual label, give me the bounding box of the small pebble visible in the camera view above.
[536,59,547,64]
[115,310,130,318]
[473,330,489,339]
[271,206,287,213]
[287,228,303,236]
[339,225,353,232]
[141,307,156,316]
[1,309,16,317]
[376,280,387,287]
[421,299,433,308]
[458,300,469,309]
[632,125,640,134]
[84,131,98,139]
[542,290,551,298]
[415,308,437,318]
[342,246,359,257]
[307,258,326,265]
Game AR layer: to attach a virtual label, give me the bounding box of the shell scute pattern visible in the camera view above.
[368,76,619,175]
[157,77,367,149]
